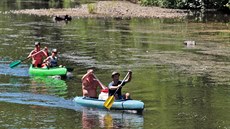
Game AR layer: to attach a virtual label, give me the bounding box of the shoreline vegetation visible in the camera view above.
[9,1,188,18]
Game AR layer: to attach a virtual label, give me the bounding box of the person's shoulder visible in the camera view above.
[81,72,90,81]
[30,49,36,53]
[45,56,51,59]
[119,80,126,85]
[108,81,114,86]
[118,80,123,83]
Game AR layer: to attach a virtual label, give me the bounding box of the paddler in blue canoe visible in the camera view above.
[82,69,107,99]
[108,70,132,100]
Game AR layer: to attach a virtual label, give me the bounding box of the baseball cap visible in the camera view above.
[34,42,40,46]
[111,71,120,77]
[52,49,58,53]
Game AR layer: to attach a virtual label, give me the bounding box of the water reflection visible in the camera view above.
[30,76,68,97]
[81,108,144,128]
[188,10,229,23]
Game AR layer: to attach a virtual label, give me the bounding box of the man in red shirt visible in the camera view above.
[27,42,48,67]
[81,69,107,98]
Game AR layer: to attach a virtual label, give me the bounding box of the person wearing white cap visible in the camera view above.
[42,48,59,68]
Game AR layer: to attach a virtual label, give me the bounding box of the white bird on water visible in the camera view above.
[184,40,196,48]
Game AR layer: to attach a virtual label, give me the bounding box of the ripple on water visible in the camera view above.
[0,83,30,87]
[0,63,29,77]
[0,92,81,111]
[61,53,153,70]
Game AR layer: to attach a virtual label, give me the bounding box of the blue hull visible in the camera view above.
[73,96,144,111]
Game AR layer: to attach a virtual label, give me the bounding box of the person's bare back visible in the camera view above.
[81,69,105,98]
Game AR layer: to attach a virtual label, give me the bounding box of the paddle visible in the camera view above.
[93,73,106,89]
[104,72,130,110]
[9,49,45,68]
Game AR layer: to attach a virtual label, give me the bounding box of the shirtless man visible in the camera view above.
[27,42,48,67]
[81,69,107,98]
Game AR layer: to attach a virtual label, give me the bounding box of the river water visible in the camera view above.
[0,0,229,129]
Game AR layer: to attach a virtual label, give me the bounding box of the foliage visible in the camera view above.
[139,0,230,10]
[225,2,230,9]
[87,3,96,14]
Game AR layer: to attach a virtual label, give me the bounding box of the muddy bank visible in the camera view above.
[9,1,187,18]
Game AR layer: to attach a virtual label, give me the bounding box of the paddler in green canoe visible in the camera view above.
[27,42,48,68]
[9,42,48,68]
[42,48,59,68]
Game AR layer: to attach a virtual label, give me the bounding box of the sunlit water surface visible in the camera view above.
[0,0,229,128]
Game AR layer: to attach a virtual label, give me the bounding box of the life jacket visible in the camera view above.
[49,56,58,67]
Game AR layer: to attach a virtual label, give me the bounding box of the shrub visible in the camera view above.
[139,0,230,10]
[87,3,96,14]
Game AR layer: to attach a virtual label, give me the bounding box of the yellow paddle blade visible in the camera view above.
[104,96,115,110]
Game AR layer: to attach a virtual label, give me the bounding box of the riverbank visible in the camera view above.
[10,1,187,18]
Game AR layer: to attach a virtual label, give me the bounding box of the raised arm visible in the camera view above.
[43,56,50,63]
[125,70,132,83]
[81,70,92,81]
[27,50,35,58]
[108,83,121,90]
[43,47,49,57]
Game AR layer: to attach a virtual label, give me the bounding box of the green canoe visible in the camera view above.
[29,65,67,76]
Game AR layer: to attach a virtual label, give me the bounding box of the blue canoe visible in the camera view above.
[73,96,144,112]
